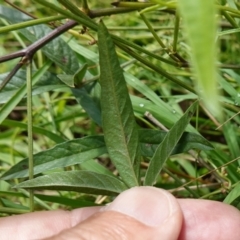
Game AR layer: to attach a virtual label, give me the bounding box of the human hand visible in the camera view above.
[0,187,239,240]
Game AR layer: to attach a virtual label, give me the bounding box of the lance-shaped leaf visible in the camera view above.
[178,1,220,116]
[144,101,198,186]
[139,129,213,157]
[1,136,106,180]
[35,194,98,208]
[98,21,139,187]
[14,171,127,196]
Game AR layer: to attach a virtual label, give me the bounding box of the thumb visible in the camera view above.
[47,187,183,240]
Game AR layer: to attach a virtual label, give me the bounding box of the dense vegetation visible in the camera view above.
[0,0,239,215]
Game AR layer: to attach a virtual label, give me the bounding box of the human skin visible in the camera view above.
[0,187,239,240]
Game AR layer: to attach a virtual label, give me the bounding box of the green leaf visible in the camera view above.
[57,63,88,88]
[144,101,198,186]
[0,61,51,125]
[219,73,239,105]
[14,170,127,196]
[72,87,102,126]
[57,75,75,88]
[35,194,98,208]
[1,120,65,144]
[178,1,220,116]
[0,69,67,104]
[66,38,99,63]
[222,123,240,159]
[125,72,182,125]
[206,149,239,182]
[74,63,88,87]
[131,95,197,132]
[139,129,213,157]
[0,198,28,210]
[224,182,240,206]
[1,136,106,180]
[80,159,115,177]
[98,21,139,187]
[0,207,29,214]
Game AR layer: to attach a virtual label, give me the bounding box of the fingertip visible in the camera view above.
[178,199,240,240]
[103,186,183,239]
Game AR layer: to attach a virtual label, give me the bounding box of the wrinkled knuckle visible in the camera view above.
[100,221,133,240]
[79,212,136,240]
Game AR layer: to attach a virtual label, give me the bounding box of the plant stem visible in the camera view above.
[111,1,156,8]
[139,12,165,48]
[26,60,34,212]
[217,5,240,17]
[4,0,37,19]
[34,0,97,30]
[0,61,24,91]
[139,12,186,64]
[89,7,140,18]
[115,41,196,93]
[164,168,200,198]
[82,0,90,14]
[0,15,66,34]
[0,207,29,214]
[107,26,176,31]
[113,35,177,66]
[221,10,238,28]
[173,12,180,53]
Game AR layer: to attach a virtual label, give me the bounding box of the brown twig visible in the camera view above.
[0,20,78,91]
[4,0,37,19]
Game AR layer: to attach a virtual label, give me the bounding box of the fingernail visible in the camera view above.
[103,187,176,227]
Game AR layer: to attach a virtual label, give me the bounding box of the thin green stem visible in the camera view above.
[139,12,165,48]
[139,0,176,14]
[34,0,98,31]
[0,15,65,34]
[89,7,141,18]
[139,12,186,64]
[113,35,178,66]
[58,0,142,19]
[164,168,200,198]
[0,18,27,48]
[115,41,196,93]
[107,26,176,31]
[173,12,180,53]
[20,189,53,210]
[217,5,240,17]
[0,207,29,214]
[4,0,37,19]
[199,188,223,199]
[0,63,20,91]
[26,60,34,212]
[221,10,238,28]
[111,1,156,8]
[82,0,90,13]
